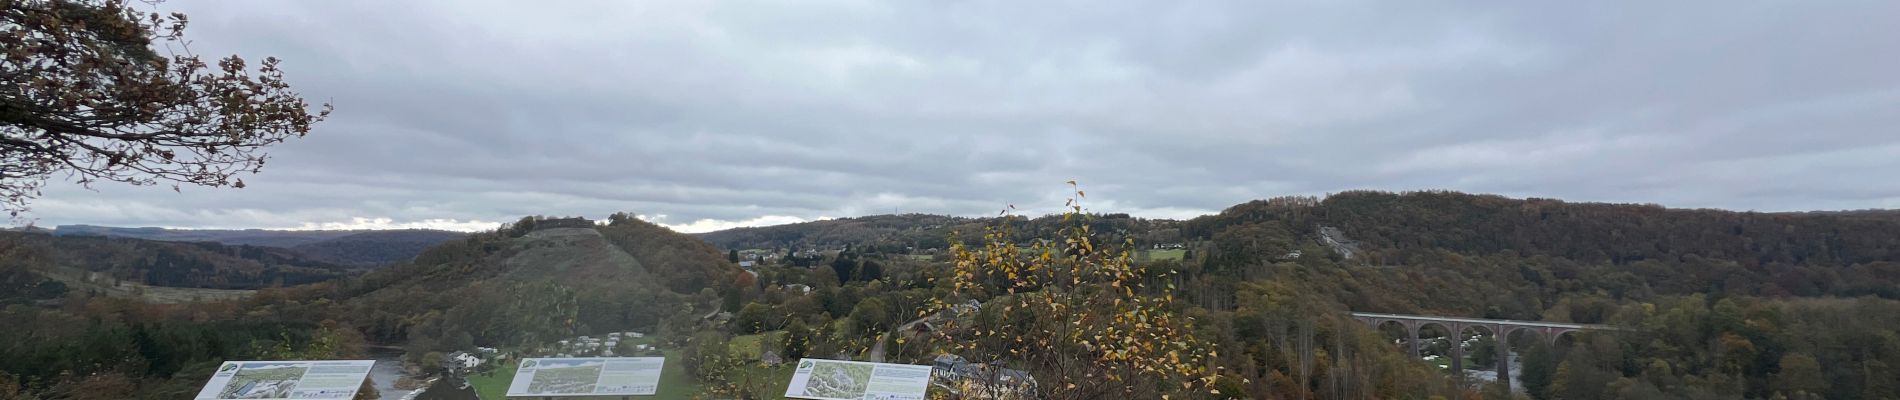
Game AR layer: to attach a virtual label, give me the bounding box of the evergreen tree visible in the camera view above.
[856,260,883,282]
[829,258,856,284]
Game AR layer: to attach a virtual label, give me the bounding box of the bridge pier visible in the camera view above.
[1406,320,1420,359]
[1495,325,1509,392]
[1449,323,1463,381]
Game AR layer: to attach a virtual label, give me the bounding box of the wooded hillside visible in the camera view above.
[1,231,350,291]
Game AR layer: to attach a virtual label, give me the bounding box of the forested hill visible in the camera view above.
[697,213,1185,251]
[1188,191,1900,267]
[52,225,466,267]
[0,231,351,294]
[316,214,739,355]
[696,214,976,250]
[1178,191,1900,311]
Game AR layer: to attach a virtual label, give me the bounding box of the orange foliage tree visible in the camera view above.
[926,182,1220,399]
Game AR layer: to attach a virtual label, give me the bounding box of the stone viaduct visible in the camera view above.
[1351,312,1618,391]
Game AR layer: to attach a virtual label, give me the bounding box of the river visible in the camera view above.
[1464,351,1524,393]
[366,345,418,399]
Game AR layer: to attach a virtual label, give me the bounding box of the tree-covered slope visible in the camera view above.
[54,225,467,268]
[1134,191,1900,399]
[1182,191,1900,307]
[0,231,351,293]
[321,214,740,358]
[1189,190,1900,268]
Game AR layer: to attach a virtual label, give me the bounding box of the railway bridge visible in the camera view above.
[1350,312,1619,391]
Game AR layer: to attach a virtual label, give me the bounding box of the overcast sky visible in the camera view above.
[22,1,1900,233]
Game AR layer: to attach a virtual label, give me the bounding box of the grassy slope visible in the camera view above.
[466,362,514,400]
[35,265,254,303]
[1137,249,1185,262]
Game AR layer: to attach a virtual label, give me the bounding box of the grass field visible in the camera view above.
[1138,249,1186,262]
[654,350,705,399]
[467,361,514,400]
[37,266,253,303]
[730,331,781,358]
[728,332,796,399]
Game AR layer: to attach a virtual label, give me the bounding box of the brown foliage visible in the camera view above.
[931,183,1219,399]
[1,0,330,215]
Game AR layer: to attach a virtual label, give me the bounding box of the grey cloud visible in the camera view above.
[20,0,1900,232]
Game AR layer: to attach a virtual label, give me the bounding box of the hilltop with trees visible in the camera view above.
[304,214,740,365]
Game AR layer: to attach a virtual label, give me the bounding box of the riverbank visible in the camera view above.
[366,345,424,399]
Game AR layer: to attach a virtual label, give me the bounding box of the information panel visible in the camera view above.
[506,357,665,397]
[194,360,374,400]
[784,359,932,400]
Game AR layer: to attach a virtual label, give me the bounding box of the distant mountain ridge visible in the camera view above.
[51,225,466,267]
[289,230,468,267]
[53,225,362,247]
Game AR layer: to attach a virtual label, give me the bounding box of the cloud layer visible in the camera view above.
[24,1,1900,232]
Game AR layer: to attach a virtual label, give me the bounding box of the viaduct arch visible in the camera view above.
[1351,312,1618,392]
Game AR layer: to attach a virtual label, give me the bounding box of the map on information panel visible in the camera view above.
[784,359,932,400]
[193,360,374,400]
[506,357,665,396]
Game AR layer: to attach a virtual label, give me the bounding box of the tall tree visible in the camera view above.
[856,259,882,282]
[829,257,855,284]
[930,183,1219,399]
[1,0,330,215]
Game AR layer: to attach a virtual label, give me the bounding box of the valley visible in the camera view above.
[6,1,1894,398]
[3,192,1899,399]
